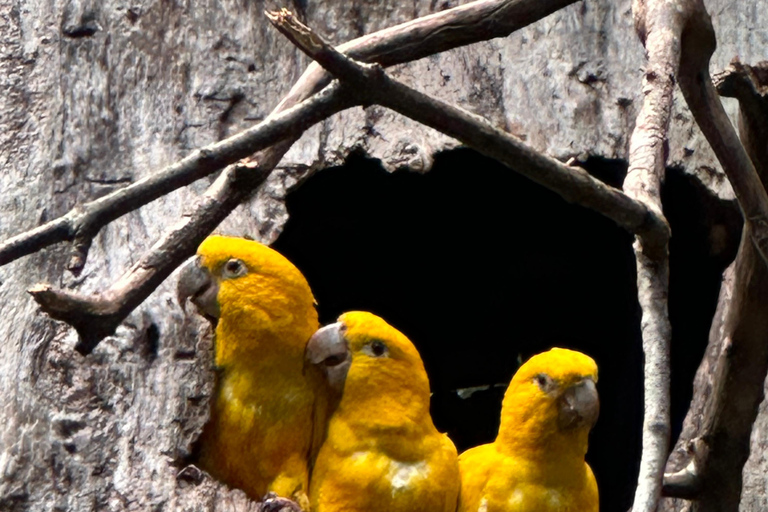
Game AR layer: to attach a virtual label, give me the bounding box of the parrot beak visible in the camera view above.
[305,322,352,393]
[557,378,599,431]
[177,255,221,322]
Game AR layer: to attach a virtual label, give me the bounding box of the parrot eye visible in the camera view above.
[222,258,248,278]
[367,340,388,357]
[534,373,556,392]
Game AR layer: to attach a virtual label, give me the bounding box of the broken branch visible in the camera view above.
[30,162,269,355]
[662,459,702,499]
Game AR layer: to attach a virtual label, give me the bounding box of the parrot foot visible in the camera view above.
[176,464,205,486]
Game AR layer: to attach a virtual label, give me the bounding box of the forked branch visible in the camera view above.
[30,162,269,355]
[266,9,669,250]
[20,0,585,352]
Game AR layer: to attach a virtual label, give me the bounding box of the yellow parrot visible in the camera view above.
[305,311,460,512]
[177,235,322,508]
[458,347,599,512]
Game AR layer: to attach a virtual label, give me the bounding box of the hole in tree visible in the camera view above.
[272,149,737,511]
[142,322,160,362]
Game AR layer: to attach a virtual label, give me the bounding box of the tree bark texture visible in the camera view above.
[0,0,766,510]
[660,60,768,512]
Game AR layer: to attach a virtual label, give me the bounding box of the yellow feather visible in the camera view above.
[194,235,320,507]
[458,348,599,512]
[310,312,460,512]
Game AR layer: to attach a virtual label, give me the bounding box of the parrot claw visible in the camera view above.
[259,492,304,512]
[176,464,205,486]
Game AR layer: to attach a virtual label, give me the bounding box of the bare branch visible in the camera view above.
[22,0,594,350]
[623,0,686,509]
[29,162,269,355]
[272,0,583,112]
[0,83,352,272]
[659,60,768,511]
[662,459,702,499]
[267,9,669,248]
[677,32,768,268]
[713,60,768,185]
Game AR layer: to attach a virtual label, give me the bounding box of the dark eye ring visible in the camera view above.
[534,373,553,391]
[371,340,387,357]
[223,258,246,277]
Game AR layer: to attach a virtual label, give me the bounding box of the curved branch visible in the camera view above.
[660,58,768,511]
[678,35,768,266]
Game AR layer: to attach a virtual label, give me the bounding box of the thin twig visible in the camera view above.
[267,9,669,250]
[24,0,586,351]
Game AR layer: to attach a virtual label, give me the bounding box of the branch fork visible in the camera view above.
[17,0,669,354]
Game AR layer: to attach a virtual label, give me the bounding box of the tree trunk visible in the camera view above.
[0,0,766,510]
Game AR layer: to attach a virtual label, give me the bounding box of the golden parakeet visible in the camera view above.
[458,347,599,512]
[177,235,321,508]
[305,311,460,512]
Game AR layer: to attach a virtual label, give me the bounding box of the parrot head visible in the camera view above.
[497,347,599,453]
[177,235,318,363]
[305,311,431,406]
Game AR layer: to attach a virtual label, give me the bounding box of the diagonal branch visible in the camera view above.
[271,0,583,112]
[679,55,768,264]
[30,162,268,355]
[6,0,581,275]
[22,0,586,352]
[0,84,353,274]
[660,60,768,511]
[266,9,669,249]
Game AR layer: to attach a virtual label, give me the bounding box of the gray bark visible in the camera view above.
[0,0,766,510]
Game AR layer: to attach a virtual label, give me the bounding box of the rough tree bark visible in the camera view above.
[660,61,768,512]
[0,0,767,511]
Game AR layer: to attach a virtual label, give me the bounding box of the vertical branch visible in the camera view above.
[624,1,682,511]
[637,2,768,511]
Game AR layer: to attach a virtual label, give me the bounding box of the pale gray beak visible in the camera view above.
[558,378,599,430]
[305,322,351,392]
[177,256,220,321]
